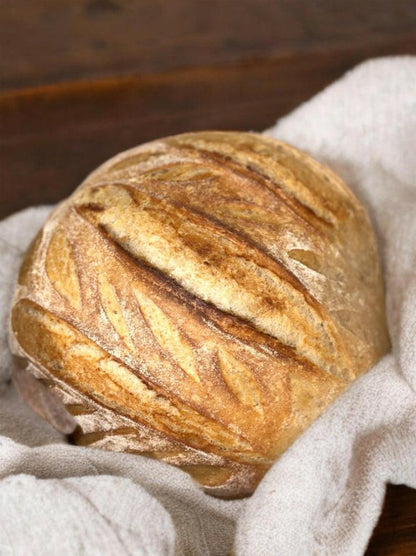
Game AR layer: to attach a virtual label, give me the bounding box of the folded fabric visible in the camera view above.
[0,56,415,555]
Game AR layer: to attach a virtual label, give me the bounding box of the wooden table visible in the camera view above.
[1,2,416,553]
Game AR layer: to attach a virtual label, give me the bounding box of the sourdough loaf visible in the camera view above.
[9,131,390,498]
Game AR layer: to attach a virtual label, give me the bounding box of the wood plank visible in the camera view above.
[1,0,416,91]
[2,33,416,219]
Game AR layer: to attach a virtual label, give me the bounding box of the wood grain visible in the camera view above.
[2,33,416,220]
[366,485,416,555]
[1,0,416,550]
[1,0,416,91]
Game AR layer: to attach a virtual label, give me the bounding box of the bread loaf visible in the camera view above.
[9,131,390,498]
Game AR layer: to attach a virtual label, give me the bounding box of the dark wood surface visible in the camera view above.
[367,486,416,556]
[2,0,416,92]
[1,1,415,554]
[2,32,416,220]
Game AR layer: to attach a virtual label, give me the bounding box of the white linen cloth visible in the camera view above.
[0,56,415,556]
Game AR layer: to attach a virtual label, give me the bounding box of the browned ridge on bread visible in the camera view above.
[9,131,390,498]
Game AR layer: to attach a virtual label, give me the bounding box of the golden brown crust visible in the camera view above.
[9,131,390,498]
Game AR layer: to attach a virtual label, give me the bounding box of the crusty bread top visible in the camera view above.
[9,131,390,497]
